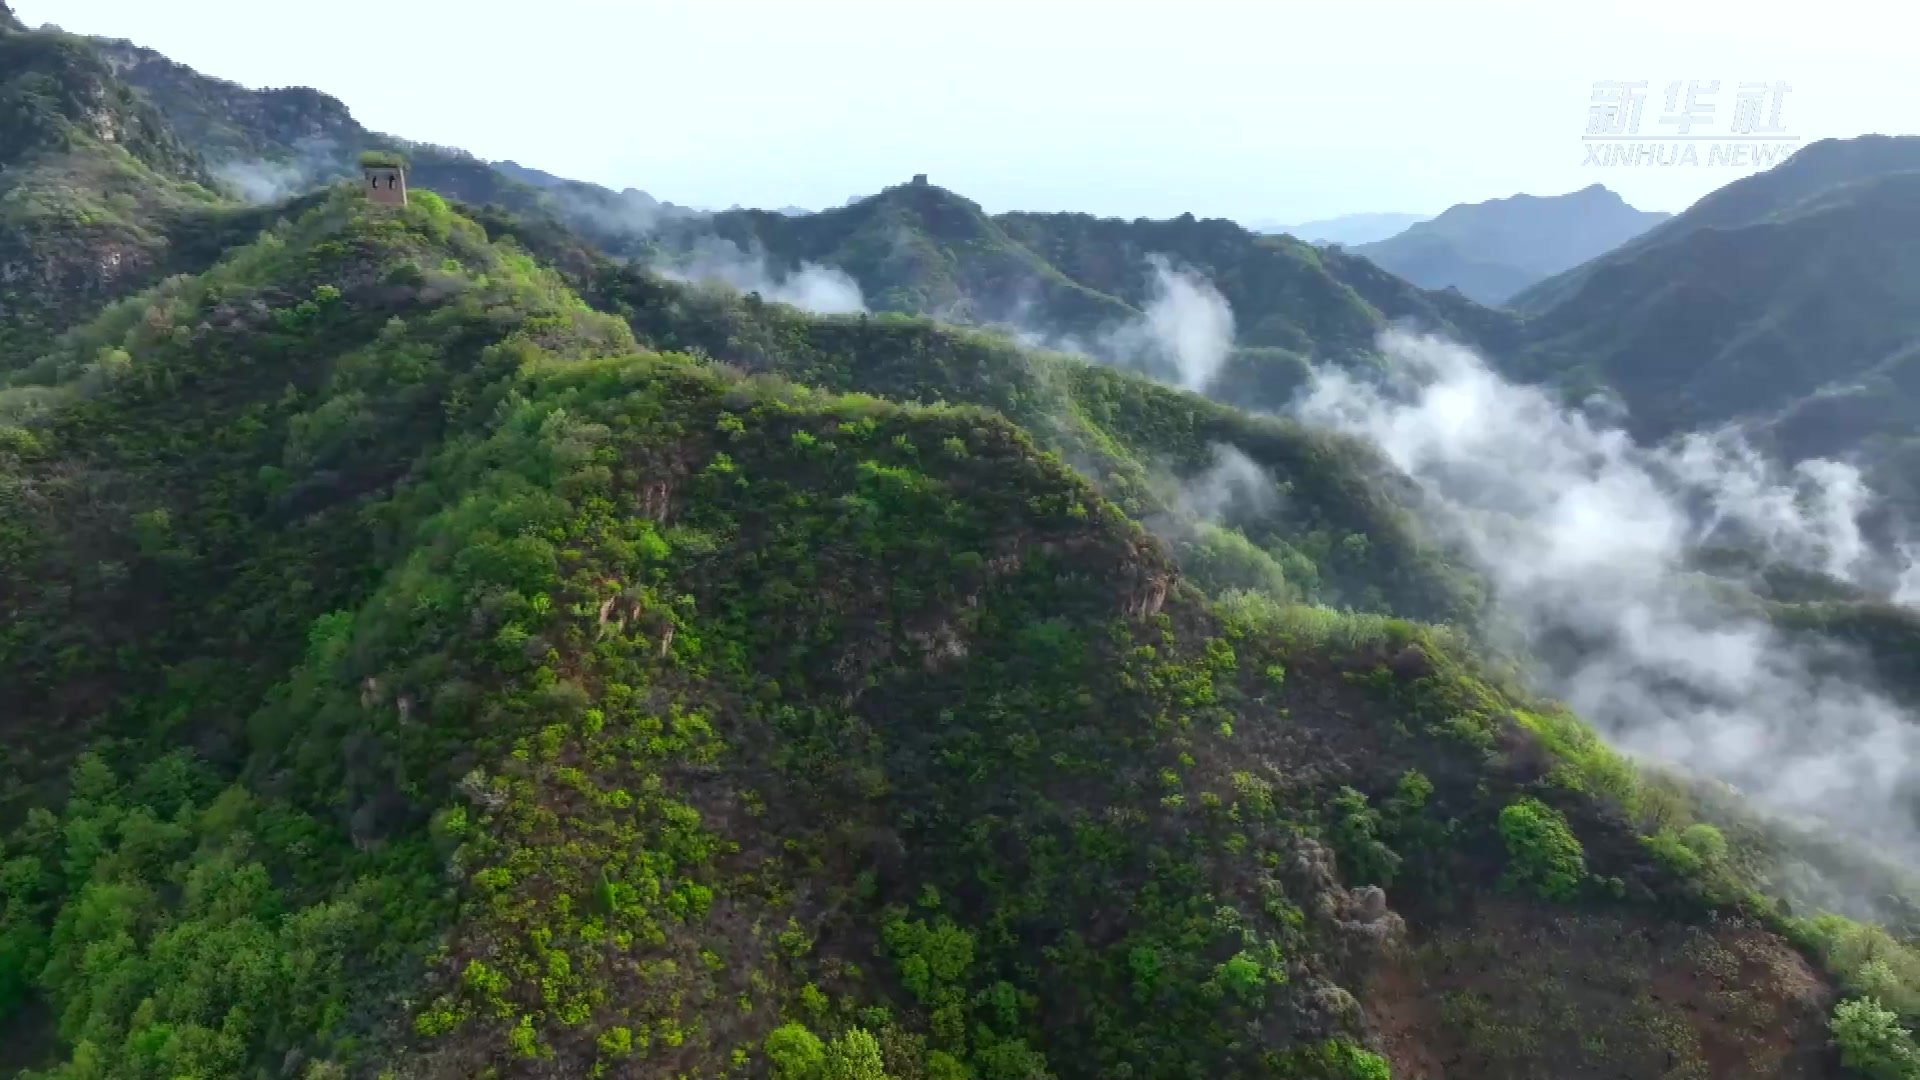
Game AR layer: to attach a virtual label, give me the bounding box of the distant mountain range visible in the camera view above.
[27,27,1920,502]
[1352,185,1670,305]
[642,178,1518,413]
[1507,135,1920,507]
[1252,211,1430,246]
[25,27,1920,499]
[86,36,708,248]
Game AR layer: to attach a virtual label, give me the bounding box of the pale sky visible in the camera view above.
[18,0,1917,223]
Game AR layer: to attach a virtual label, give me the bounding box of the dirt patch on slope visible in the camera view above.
[1363,898,1835,1079]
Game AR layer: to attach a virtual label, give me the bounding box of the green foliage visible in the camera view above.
[1510,707,1639,808]
[883,912,976,1005]
[1388,769,1432,813]
[1797,915,1920,1018]
[0,67,1901,1080]
[823,1027,893,1080]
[1832,997,1920,1079]
[1497,798,1586,902]
[1328,787,1400,888]
[1176,522,1304,604]
[767,1022,828,1080]
[1215,950,1268,1000]
[1267,1038,1394,1079]
[604,268,1488,627]
[1340,1046,1393,1080]
[1641,822,1744,905]
[0,751,414,1075]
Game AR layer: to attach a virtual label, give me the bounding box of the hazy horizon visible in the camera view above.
[18,0,1917,223]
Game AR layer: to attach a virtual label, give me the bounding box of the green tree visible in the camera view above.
[1498,798,1586,901]
[1328,787,1400,887]
[1832,998,1920,1079]
[766,1022,828,1080]
[823,1027,892,1080]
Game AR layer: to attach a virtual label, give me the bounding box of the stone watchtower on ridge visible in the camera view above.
[359,151,408,207]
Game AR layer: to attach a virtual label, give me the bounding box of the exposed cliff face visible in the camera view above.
[0,23,227,360]
[94,39,363,163]
[0,211,149,325]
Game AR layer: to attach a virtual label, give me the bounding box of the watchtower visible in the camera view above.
[360,155,408,207]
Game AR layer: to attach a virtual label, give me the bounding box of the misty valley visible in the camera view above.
[5,3,1920,1079]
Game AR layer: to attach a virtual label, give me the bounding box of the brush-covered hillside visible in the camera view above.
[73,25,1920,512]
[660,181,1522,365]
[1495,137,1920,518]
[49,33,1521,405]
[0,171,1895,1080]
[0,10,222,358]
[81,33,703,253]
[1508,138,1920,450]
[6,15,1920,1080]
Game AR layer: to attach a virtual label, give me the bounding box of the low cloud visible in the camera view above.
[1103,254,1236,393]
[212,136,345,204]
[545,185,707,241]
[1665,434,1880,582]
[1298,330,1920,860]
[1178,443,1280,524]
[651,235,867,316]
[996,254,1237,396]
[1898,552,1920,607]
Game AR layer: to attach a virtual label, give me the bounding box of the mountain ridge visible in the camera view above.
[1513,135,1920,313]
[1506,141,1920,496]
[0,18,230,358]
[1256,212,1431,246]
[31,28,1920,528]
[3,20,1920,1079]
[87,36,708,256]
[70,31,1534,384]
[1353,184,1669,305]
[0,178,1843,1080]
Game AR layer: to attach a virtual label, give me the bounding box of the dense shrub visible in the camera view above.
[1498,798,1586,901]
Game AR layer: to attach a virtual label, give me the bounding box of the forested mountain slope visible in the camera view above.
[1501,138,1920,512]
[662,182,1522,364]
[590,270,1488,626]
[59,29,1524,409]
[4,17,1920,1080]
[648,183,1524,418]
[84,35,702,251]
[1514,168,1920,435]
[68,24,1920,499]
[1514,136,1920,316]
[0,12,221,357]
[0,177,1879,1080]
